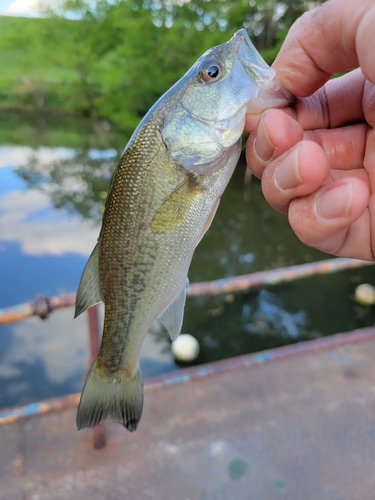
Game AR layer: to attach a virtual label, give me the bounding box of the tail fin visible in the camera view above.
[76,360,143,432]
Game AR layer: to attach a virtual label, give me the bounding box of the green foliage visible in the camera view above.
[0,0,325,130]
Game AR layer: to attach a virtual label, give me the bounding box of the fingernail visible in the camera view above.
[275,146,303,190]
[316,184,352,219]
[254,115,274,162]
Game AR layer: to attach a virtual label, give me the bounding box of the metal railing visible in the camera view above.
[0,257,373,448]
[1,258,371,325]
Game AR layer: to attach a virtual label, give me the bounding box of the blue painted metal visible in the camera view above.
[0,402,44,420]
[1,326,375,426]
[253,352,274,362]
[0,394,80,425]
[164,373,192,385]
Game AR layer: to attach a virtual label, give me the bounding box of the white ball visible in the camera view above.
[355,283,375,305]
[171,334,200,362]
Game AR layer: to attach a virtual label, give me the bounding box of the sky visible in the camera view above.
[0,0,49,17]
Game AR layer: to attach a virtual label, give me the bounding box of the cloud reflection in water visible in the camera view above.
[0,143,175,409]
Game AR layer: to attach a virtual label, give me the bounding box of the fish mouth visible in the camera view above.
[231,29,294,112]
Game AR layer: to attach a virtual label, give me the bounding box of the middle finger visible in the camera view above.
[305,123,368,170]
[295,69,366,130]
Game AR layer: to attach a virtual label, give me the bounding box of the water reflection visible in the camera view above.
[14,147,117,224]
[243,290,307,338]
[0,115,374,409]
[0,133,178,409]
[0,188,98,255]
[0,310,88,408]
[0,306,175,409]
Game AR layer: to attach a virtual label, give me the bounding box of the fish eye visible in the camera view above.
[199,61,223,82]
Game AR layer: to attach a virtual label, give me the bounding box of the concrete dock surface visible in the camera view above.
[2,329,375,500]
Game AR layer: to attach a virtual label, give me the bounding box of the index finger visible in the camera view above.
[274,0,375,97]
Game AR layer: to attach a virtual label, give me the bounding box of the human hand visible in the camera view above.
[245,0,375,261]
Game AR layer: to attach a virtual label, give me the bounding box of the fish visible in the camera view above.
[74,29,292,432]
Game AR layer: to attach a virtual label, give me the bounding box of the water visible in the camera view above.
[1,114,375,410]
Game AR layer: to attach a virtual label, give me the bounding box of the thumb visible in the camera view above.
[273,0,375,97]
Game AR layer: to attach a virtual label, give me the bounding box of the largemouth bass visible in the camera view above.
[75,29,292,432]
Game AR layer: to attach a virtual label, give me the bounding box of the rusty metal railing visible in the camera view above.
[2,326,375,420]
[185,258,373,296]
[0,258,372,325]
[0,293,77,325]
[0,257,373,448]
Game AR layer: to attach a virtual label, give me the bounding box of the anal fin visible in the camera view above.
[75,243,102,318]
[158,278,189,341]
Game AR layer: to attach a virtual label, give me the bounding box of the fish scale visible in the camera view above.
[99,116,171,369]
[74,29,292,432]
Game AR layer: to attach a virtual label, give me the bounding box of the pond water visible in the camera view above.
[1,114,375,410]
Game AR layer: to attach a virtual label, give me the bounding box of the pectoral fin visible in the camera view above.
[158,278,189,341]
[75,243,102,318]
[151,176,203,234]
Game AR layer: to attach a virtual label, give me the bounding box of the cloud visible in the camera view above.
[0,188,98,255]
[0,305,174,399]
[1,0,62,17]
[3,0,43,16]
[0,308,90,384]
[0,145,101,256]
[0,146,74,170]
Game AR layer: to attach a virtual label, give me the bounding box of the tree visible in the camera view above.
[0,0,326,124]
